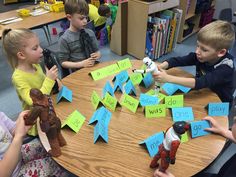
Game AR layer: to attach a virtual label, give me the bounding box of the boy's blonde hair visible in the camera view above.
[197,20,235,51]
[2,28,36,69]
[64,0,89,16]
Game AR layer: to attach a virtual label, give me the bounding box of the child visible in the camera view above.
[59,0,101,72]
[153,116,236,177]
[0,111,68,177]
[89,3,107,31]
[2,28,61,136]
[153,20,235,106]
[98,3,118,25]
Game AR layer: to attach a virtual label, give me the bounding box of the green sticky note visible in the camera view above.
[62,110,85,133]
[121,94,139,113]
[91,91,102,109]
[102,93,118,111]
[146,89,155,96]
[90,68,108,81]
[130,73,143,85]
[157,93,166,102]
[117,58,132,70]
[181,132,189,143]
[165,95,184,108]
[145,104,166,118]
[105,63,121,75]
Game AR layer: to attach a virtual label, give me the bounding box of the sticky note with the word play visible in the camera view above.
[162,83,178,95]
[165,95,184,108]
[172,107,194,122]
[91,91,103,110]
[56,86,72,103]
[94,121,109,143]
[145,104,166,118]
[208,102,229,116]
[117,58,132,71]
[121,94,139,113]
[140,93,159,106]
[190,120,211,138]
[62,110,85,133]
[139,132,164,157]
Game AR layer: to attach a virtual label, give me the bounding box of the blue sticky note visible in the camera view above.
[56,86,72,103]
[139,132,164,157]
[190,120,211,138]
[208,102,229,116]
[113,70,129,84]
[124,80,137,96]
[172,107,194,122]
[102,81,114,98]
[141,72,154,88]
[89,106,112,125]
[94,122,109,143]
[139,93,159,106]
[177,84,191,93]
[113,79,123,93]
[161,83,178,95]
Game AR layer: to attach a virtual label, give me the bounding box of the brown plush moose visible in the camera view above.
[24,88,66,157]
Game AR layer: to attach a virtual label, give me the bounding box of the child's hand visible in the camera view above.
[14,111,32,139]
[80,58,96,68]
[90,51,101,61]
[153,67,170,83]
[153,169,175,177]
[203,116,225,135]
[46,65,58,81]
[57,79,63,91]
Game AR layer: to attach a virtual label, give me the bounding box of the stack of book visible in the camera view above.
[145,9,182,60]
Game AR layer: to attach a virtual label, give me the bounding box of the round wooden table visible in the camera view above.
[45,60,227,177]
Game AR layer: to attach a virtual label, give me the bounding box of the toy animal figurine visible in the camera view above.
[150,121,189,172]
[133,57,161,95]
[24,88,67,157]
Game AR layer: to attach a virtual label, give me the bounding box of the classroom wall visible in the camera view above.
[213,0,236,22]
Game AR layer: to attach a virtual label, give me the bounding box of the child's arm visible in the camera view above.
[153,68,196,88]
[62,57,97,69]
[0,111,31,177]
[154,169,175,177]
[203,116,236,143]
[90,51,101,61]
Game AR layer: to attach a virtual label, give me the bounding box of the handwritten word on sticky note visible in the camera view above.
[140,93,159,106]
[94,122,109,143]
[62,110,85,133]
[90,64,120,81]
[91,91,103,110]
[113,79,123,93]
[162,83,179,95]
[113,70,129,84]
[124,80,136,96]
[89,106,111,125]
[130,72,143,85]
[102,93,118,111]
[172,107,194,122]
[165,95,184,108]
[145,104,166,118]
[121,94,139,113]
[102,81,114,98]
[117,58,132,71]
[190,120,211,138]
[208,102,229,116]
[139,132,164,157]
[57,86,72,103]
[140,72,153,88]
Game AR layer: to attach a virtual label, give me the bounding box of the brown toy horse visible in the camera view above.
[24,88,66,157]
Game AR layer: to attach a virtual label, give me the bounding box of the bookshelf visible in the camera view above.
[177,0,216,43]
[127,0,179,60]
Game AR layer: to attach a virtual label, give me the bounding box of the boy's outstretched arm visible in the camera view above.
[153,68,196,88]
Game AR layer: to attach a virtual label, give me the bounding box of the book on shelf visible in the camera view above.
[145,8,182,60]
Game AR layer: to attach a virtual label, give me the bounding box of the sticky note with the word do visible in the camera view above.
[165,95,184,108]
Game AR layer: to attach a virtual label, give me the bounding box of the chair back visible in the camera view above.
[219,8,233,22]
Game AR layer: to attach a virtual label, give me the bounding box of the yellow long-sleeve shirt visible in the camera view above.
[89,4,107,27]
